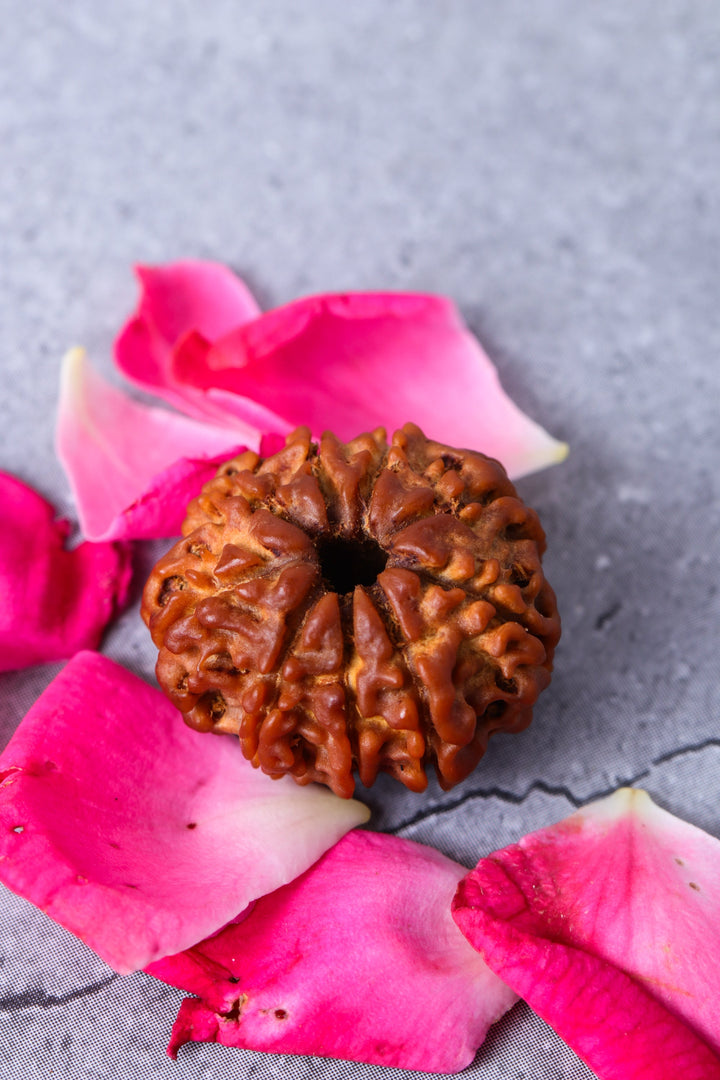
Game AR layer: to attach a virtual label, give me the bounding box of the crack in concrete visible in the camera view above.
[595,601,622,631]
[652,737,720,767]
[392,772,644,833]
[392,737,720,834]
[0,974,117,1012]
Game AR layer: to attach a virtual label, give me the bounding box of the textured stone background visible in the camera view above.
[1,2,719,1078]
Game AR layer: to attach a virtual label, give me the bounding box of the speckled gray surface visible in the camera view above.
[1,2,719,1078]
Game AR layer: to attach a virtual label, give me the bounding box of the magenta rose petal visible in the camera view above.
[172,291,567,478]
[92,446,254,542]
[147,830,518,1074]
[0,473,131,672]
[452,789,720,1080]
[56,348,259,540]
[114,259,260,417]
[0,652,369,974]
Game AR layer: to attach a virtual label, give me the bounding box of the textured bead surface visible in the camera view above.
[142,424,560,797]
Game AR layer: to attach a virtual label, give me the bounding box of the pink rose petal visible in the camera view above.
[148,830,517,1074]
[453,789,720,1080]
[114,260,260,420]
[0,473,131,672]
[92,445,252,543]
[172,291,567,478]
[56,348,259,540]
[0,652,369,974]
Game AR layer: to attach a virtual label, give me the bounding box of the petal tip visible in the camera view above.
[59,346,86,389]
[586,786,653,820]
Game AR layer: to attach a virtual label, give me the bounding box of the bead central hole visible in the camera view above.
[317,535,388,594]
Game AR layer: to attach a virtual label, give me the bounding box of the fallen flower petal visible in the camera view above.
[0,652,369,974]
[452,789,720,1080]
[56,348,258,540]
[114,259,260,420]
[172,291,567,479]
[147,830,517,1074]
[113,262,566,479]
[0,473,131,671]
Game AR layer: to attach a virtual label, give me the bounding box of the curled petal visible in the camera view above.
[0,652,369,974]
[56,348,258,540]
[0,473,131,672]
[148,830,517,1074]
[172,292,567,479]
[453,789,720,1080]
[114,260,260,419]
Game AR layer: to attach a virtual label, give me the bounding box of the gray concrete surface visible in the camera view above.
[1,3,719,1078]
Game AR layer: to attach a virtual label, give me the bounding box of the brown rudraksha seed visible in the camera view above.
[142,423,560,798]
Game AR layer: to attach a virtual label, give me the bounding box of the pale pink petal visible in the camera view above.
[0,473,131,672]
[172,292,567,478]
[453,789,720,1080]
[114,260,260,418]
[56,348,259,540]
[148,830,517,1074]
[0,652,369,974]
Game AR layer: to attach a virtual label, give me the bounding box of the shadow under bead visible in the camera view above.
[142,424,560,798]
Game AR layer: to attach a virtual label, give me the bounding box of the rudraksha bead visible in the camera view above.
[142,424,560,797]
